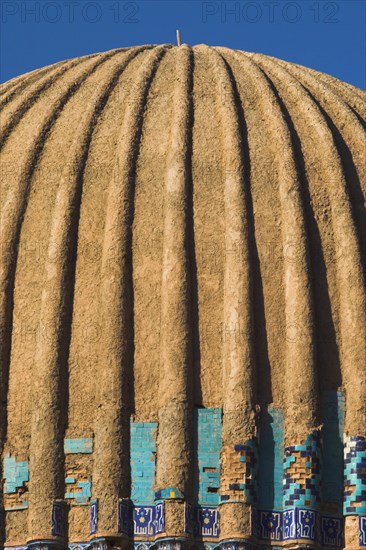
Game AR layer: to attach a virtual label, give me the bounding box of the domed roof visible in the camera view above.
[0,45,365,549]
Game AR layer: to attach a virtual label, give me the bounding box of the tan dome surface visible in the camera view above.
[0,45,365,549]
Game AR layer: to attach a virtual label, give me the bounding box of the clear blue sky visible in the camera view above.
[1,0,365,88]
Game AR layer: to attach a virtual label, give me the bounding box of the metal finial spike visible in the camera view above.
[176,29,181,46]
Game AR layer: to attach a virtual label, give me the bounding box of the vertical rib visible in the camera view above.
[27,47,146,541]
[230,49,318,442]
[0,52,112,149]
[92,45,167,535]
[205,46,257,440]
[273,59,366,269]
[292,62,366,118]
[155,45,193,497]
[250,52,366,436]
[202,44,258,540]
[0,59,72,110]
[0,51,124,509]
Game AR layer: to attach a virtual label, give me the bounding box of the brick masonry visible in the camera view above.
[220,439,257,504]
[194,408,222,506]
[344,435,366,515]
[64,438,93,506]
[3,397,366,547]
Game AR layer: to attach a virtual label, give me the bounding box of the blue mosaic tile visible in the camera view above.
[155,502,165,534]
[321,516,344,548]
[297,508,318,540]
[118,499,133,536]
[257,406,284,511]
[133,507,155,537]
[196,507,220,538]
[90,499,98,535]
[51,502,66,538]
[258,510,282,541]
[283,432,321,510]
[131,421,158,505]
[132,503,165,537]
[231,438,258,504]
[283,508,296,540]
[3,454,29,496]
[184,503,220,538]
[117,502,165,537]
[254,507,343,547]
[154,487,183,500]
[344,435,366,515]
[65,478,92,505]
[194,408,222,506]
[64,438,93,454]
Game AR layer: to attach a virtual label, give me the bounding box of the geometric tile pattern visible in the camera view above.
[344,435,366,515]
[194,408,222,505]
[220,439,258,504]
[3,454,29,510]
[258,510,282,541]
[134,507,155,537]
[321,516,344,548]
[282,508,295,540]
[185,503,220,538]
[283,431,321,509]
[0,510,363,546]
[131,422,158,505]
[117,501,165,537]
[197,505,219,537]
[253,507,344,547]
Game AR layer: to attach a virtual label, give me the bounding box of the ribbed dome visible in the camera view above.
[0,45,365,550]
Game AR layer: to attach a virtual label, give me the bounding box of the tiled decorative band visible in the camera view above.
[252,508,344,548]
[185,503,220,538]
[118,501,165,537]
[344,435,366,515]
[117,501,220,539]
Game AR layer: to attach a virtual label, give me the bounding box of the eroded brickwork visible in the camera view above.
[220,440,257,504]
